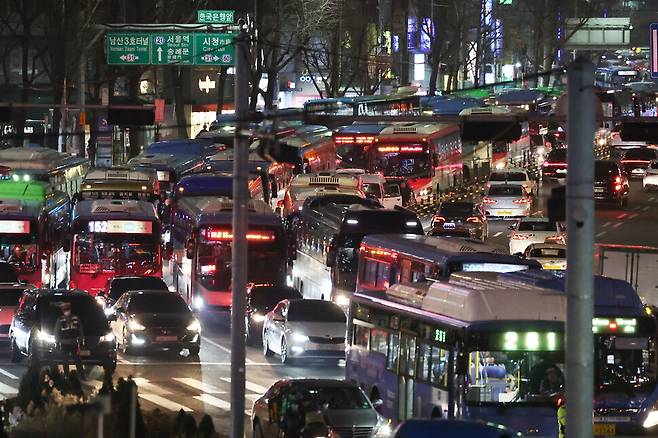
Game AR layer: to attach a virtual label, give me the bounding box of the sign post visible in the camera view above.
[106,33,151,64]
[651,23,658,79]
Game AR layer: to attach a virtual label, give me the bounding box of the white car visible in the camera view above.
[508,217,566,255]
[643,162,658,190]
[487,168,537,196]
[262,299,347,364]
[524,243,567,271]
[482,184,532,219]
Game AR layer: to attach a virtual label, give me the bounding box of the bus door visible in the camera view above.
[397,332,417,421]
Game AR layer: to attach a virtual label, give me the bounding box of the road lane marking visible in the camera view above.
[650,197,655,202]
[633,206,642,211]
[617,213,628,219]
[628,213,639,219]
[139,393,192,412]
[602,221,612,227]
[133,378,171,396]
[643,206,651,211]
[612,222,623,228]
[202,337,255,364]
[220,377,269,395]
[0,382,17,396]
[173,377,226,394]
[0,368,19,380]
[595,231,607,238]
[493,231,503,237]
[193,393,231,410]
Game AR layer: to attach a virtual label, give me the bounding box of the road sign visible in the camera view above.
[106,33,151,65]
[651,23,658,79]
[106,32,234,66]
[197,10,235,24]
[151,33,194,65]
[194,34,234,65]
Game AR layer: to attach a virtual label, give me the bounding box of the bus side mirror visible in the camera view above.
[185,239,195,259]
[371,398,383,409]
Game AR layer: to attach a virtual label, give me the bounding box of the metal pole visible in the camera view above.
[129,381,136,438]
[231,24,250,438]
[79,52,86,158]
[565,56,595,438]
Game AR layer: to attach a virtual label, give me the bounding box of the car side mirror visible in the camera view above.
[371,398,383,409]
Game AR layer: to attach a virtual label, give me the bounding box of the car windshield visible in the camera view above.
[438,203,476,217]
[250,288,301,311]
[624,148,657,161]
[371,146,430,178]
[490,172,526,182]
[466,350,565,404]
[0,289,23,307]
[518,221,557,231]
[74,235,159,275]
[547,149,567,162]
[128,293,190,314]
[595,330,657,394]
[362,183,382,199]
[384,183,401,197]
[595,162,619,178]
[38,296,109,335]
[528,248,566,258]
[109,277,168,301]
[488,186,524,197]
[288,301,346,323]
[300,386,371,410]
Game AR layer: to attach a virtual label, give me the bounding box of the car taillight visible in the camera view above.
[614,184,623,191]
[543,161,550,167]
[466,216,480,223]
[513,198,531,204]
[614,175,622,184]
[433,216,446,223]
[482,198,497,204]
[545,235,565,243]
[511,234,529,240]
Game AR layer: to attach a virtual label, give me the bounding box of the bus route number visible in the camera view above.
[88,221,108,233]
[503,331,558,351]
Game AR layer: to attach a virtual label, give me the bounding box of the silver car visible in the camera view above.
[262,299,347,364]
[482,184,532,219]
[251,378,391,438]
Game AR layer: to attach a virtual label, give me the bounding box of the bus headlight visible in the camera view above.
[293,333,309,343]
[100,332,115,343]
[373,416,392,437]
[251,313,267,323]
[193,295,205,310]
[186,319,201,332]
[129,320,146,331]
[334,294,350,307]
[644,410,658,429]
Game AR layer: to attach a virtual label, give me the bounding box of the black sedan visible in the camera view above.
[98,276,169,309]
[430,201,488,240]
[246,285,301,343]
[9,289,117,373]
[108,290,200,356]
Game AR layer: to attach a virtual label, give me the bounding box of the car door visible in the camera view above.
[111,294,130,340]
[13,294,35,351]
[269,301,288,354]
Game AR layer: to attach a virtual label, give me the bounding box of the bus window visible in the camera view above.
[387,333,400,371]
[400,335,416,377]
[354,324,370,348]
[418,344,432,381]
[411,261,427,282]
[370,328,389,355]
[430,346,449,387]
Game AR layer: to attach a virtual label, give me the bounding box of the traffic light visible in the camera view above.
[107,107,155,126]
[548,185,566,223]
[620,121,658,142]
[460,119,522,142]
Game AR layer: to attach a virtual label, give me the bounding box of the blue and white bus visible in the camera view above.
[347,271,567,436]
[356,234,541,294]
[127,153,204,195]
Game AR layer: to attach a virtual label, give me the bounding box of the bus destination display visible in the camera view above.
[87,220,153,234]
[0,220,29,234]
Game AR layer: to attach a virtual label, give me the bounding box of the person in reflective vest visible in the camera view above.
[557,399,566,438]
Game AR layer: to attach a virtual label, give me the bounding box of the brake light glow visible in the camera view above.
[201,264,217,275]
[433,216,446,222]
[482,198,497,204]
[377,145,425,153]
[511,234,529,240]
[334,135,375,144]
[545,235,565,243]
[543,162,567,167]
[614,183,623,192]
[466,216,480,223]
[621,159,651,164]
[359,245,398,262]
[205,228,276,242]
[614,176,622,184]
[513,198,531,204]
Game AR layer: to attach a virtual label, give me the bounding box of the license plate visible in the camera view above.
[594,187,604,193]
[557,169,566,174]
[78,350,91,357]
[156,336,178,342]
[593,423,615,436]
[544,264,563,270]
[444,223,455,228]
[498,211,513,216]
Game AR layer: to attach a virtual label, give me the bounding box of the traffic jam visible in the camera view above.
[0,74,658,437]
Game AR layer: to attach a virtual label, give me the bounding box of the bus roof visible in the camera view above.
[0,180,50,202]
[84,168,155,182]
[174,173,243,197]
[290,173,359,189]
[176,196,280,228]
[0,147,88,173]
[376,122,458,140]
[81,179,155,192]
[72,199,158,222]
[145,138,216,156]
[386,272,566,324]
[363,234,506,258]
[127,153,202,170]
[333,124,389,135]
[494,88,546,105]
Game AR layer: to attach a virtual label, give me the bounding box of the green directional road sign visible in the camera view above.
[106,33,151,65]
[197,10,235,24]
[106,31,235,66]
[151,33,194,65]
[194,34,234,65]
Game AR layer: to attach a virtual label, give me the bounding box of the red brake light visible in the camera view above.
[614,176,622,184]
[614,184,623,192]
[513,198,531,204]
[466,216,480,223]
[482,198,497,205]
[545,235,565,243]
[433,216,446,222]
[511,234,529,240]
[205,228,276,242]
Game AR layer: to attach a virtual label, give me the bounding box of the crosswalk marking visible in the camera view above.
[0,368,18,380]
[0,382,17,396]
[139,393,193,412]
[173,377,226,394]
[220,377,269,395]
[193,393,231,410]
[132,378,171,396]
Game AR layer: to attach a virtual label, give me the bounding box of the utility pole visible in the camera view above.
[565,56,595,438]
[230,23,250,438]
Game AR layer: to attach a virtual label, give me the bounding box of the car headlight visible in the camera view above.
[292,333,309,343]
[251,313,267,323]
[644,410,658,429]
[37,330,56,344]
[373,416,392,437]
[129,320,146,331]
[186,319,201,332]
[193,295,205,310]
[334,294,350,307]
[100,332,115,343]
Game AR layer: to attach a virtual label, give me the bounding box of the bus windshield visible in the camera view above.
[594,333,657,394]
[467,350,565,404]
[74,234,159,275]
[370,144,430,178]
[0,231,38,273]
